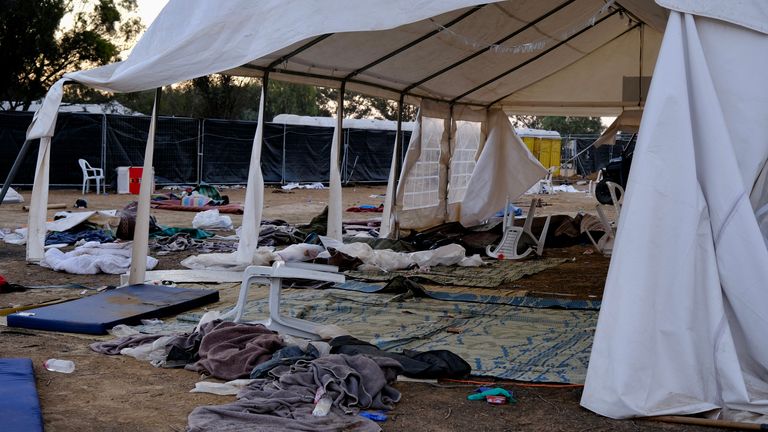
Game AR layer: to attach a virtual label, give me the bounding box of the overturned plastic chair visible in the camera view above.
[586,181,624,256]
[78,159,104,195]
[486,198,551,260]
[220,261,345,340]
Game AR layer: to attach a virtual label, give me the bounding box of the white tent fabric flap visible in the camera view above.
[593,109,643,147]
[1,187,24,204]
[326,104,343,241]
[378,132,400,239]
[180,88,276,272]
[128,93,160,285]
[237,88,267,261]
[581,10,768,421]
[459,109,547,226]
[395,101,450,230]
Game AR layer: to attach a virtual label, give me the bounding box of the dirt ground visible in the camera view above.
[0,185,725,431]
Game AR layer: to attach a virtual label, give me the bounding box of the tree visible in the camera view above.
[538,116,603,136]
[0,0,142,110]
[318,88,417,121]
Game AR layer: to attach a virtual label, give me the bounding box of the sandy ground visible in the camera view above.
[0,185,724,431]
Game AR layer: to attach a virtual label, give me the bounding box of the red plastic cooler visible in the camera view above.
[128,167,144,194]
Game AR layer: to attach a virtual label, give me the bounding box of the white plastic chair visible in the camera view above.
[539,167,556,194]
[586,181,624,256]
[78,159,104,195]
[587,170,603,198]
[486,198,551,260]
[220,261,345,340]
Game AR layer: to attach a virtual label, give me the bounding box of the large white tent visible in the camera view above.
[15,0,768,423]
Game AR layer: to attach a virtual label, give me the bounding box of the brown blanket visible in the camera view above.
[185,321,284,380]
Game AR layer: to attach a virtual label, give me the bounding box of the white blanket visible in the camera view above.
[40,241,158,274]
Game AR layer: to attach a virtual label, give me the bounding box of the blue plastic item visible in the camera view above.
[360,411,388,422]
[7,284,219,335]
[0,358,44,432]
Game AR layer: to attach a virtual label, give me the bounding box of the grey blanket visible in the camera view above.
[187,354,402,432]
[185,321,284,380]
[89,334,166,354]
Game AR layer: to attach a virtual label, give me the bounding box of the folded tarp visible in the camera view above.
[0,358,43,432]
[7,284,219,334]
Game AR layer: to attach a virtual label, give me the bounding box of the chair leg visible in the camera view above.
[82,179,86,195]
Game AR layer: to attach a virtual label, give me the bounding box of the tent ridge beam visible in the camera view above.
[239,63,488,108]
[266,33,334,70]
[487,22,640,107]
[450,7,621,105]
[402,0,578,94]
[344,4,485,81]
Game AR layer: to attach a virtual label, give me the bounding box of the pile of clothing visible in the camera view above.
[91,321,470,431]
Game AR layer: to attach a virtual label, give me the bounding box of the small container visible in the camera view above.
[312,396,332,417]
[44,359,75,374]
[486,395,507,405]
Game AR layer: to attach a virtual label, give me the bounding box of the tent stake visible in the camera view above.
[647,415,766,430]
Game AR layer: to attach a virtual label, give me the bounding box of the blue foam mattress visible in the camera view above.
[7,284,219,334]
[0,358,43,432]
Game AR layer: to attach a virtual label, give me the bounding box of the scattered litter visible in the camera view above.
[40,241,158,275]
[191,379,255,395]
[281,182,325,190]
[468,387,515,403]
[552,185,581,193]
[43,359,75,373]
[192,209,233,230]
[359,411,388,422]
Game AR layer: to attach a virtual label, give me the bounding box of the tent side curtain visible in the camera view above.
[396,101,546,230]
[581,10,768,421]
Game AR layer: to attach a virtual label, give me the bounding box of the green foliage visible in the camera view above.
[538,116,603,135]
[0,0,142,110]
[510,115,603,135]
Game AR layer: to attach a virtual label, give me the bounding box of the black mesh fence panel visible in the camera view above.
[106,115,198,185]
[282,125,333,183]
[1,113,413,187]
[0,111,37,185]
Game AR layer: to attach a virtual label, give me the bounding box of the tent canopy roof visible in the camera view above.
[63,0,673,117]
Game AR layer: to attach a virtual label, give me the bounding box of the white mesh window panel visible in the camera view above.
[403,117,443,210]
[448,120,481,204]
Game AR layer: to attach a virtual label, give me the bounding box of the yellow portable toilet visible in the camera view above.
[515,128,562,175]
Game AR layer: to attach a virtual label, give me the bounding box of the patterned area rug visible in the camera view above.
[345,258,567,288]
[174,288,597,383]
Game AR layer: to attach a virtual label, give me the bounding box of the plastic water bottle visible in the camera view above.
[44,359,75,373]
[312,396,332,417]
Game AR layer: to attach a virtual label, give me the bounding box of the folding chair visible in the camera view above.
[486,198,551,260]
[586,181,624,255]
[220,261,345,340]
[78,159,104,195]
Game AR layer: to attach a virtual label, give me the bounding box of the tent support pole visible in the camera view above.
[128,87,162,286]
[647,416,765,431]
[0,139,33,205]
